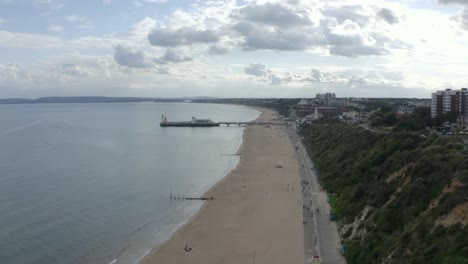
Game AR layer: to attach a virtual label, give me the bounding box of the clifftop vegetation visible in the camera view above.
[301,122,468,264]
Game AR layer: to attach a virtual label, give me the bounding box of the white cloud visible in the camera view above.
[47,24,64,32]
[65,15,87,22]
[0,30,62,48]
[0,64,28,82]
[65,15,94,29]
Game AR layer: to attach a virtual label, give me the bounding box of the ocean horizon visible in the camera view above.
[0,102,259,264]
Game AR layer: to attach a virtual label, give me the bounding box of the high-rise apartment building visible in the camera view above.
[431,88,468,117]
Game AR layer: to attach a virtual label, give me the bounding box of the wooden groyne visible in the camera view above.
[170,192,214,201]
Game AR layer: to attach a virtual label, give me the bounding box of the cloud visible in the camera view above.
[329,45,389,57]
[47,24,64,32]
[235,3,312,28]
[52,63,91,76]
[233,21,318,51]
[0,30,62,48]
[244,63,269,77]
[244,63,297,85]
[451,7,468,29]
[208,45,228,55]
[141,1,409,57]
[306,68,343,83]
[154,48,192,64]
[0,64,28,81]
[65,15,93,29]
[229,3,404,55]
[244,63,407,91]
[113,45,151,68]
[65,15,87,23]
[321,5,370,27]
[148,27,219,47]
[377,8,399,24]
[438,0,468,5]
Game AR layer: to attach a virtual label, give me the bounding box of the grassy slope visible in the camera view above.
[301,123,468,264]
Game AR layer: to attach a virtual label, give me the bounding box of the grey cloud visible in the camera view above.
[325,31,364,46]
[114,45,150,68]
[370,34,412,49]
[306,68,342,83]
[244,63,295,85]
[453,8,468,30]
[143,1,408,58]
[330,45,389,57]
[208,45,229,55]
[52,63,91,76]
[148,27,219,47]
[154,48,192,64]
[234,22,318,51]
[231,6,398,56]
[244,63,269,76]
[439,0,468,4]
[270,74,283,85]
[378,8,399,24]
[235,20,390,55]
[461,8,468,29]
[439,0,468,30]
[236,3,312,28]
[321,5,370,27]
[0,64,28,81]
[156,66,171,74]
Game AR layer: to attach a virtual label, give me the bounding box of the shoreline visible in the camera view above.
[142,108,304,264]
[134,107,257,263]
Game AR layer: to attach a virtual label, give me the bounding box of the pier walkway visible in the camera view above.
[217,121,283,126]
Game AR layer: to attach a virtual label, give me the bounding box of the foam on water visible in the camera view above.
[0,120,42,136]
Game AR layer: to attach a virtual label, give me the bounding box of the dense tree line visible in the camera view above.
[369,106,461,131]
[301,123,467,264]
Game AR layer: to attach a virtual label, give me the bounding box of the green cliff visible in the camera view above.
[301,123,468,264]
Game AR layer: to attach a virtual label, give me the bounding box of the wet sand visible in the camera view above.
[142,108,304,264]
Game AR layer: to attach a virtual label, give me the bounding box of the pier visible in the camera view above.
[160,115,283,127]
[216,121,283,126]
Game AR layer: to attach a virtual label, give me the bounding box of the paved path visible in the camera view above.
[286,126,346,264]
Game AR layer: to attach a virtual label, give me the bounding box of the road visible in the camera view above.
[286,126,346,264]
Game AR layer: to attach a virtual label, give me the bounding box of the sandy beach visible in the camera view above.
[142,108,304,264]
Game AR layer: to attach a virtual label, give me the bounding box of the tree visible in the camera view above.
[433,112,458,127]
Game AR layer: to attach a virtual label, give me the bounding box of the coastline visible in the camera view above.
[142,108,304,264]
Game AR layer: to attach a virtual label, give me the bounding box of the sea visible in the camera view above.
[0,102,260,264]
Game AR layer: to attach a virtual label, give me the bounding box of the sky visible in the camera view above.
[0,0,468,99]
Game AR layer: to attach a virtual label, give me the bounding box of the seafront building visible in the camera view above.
[431,88,468,117]
[296,93,348,119]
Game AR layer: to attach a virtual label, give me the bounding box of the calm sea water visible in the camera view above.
[0,102,259,264]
